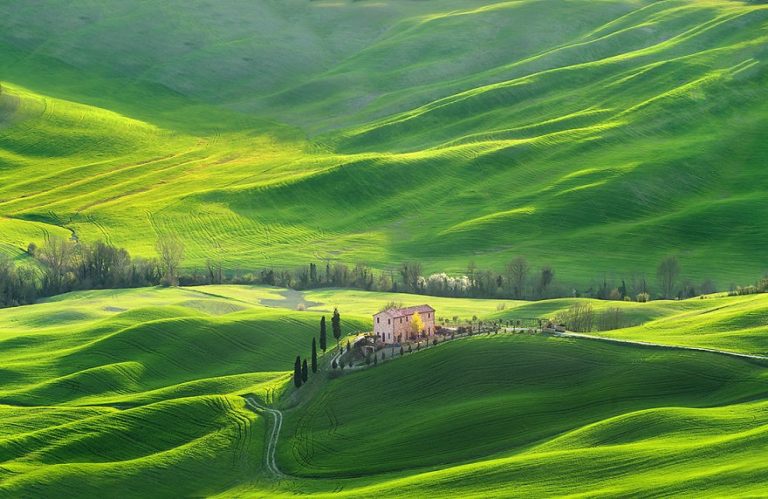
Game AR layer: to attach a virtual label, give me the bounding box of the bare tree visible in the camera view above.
[657,256,680,299]
[206,258,223,284]
[37,237,75,294]
[506,257,529,299]
[156,235,185,286]
[597,307,625,331]
[557,303,594,332]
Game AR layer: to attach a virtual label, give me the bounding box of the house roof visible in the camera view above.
[374,305,434,318]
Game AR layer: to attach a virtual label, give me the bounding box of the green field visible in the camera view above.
[0,285,767,496]
[2,0,768,495]
[1,0,767,288]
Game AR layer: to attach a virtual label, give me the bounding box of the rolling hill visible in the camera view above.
[0,285,767,496]
[0,0,767,289]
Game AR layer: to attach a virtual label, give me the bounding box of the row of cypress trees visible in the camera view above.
[293,308,342,388]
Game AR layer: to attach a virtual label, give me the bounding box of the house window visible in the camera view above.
[377,317,380,323]
[388,319,391,325]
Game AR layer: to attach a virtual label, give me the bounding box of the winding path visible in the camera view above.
[242,330,767,480]
[244,397,286,478]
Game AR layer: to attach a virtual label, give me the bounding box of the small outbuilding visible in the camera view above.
[373,305,435,344]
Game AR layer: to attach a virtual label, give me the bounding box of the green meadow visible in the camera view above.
[1,0,767,286]
[0,285,766,496]
[2,0,768,496]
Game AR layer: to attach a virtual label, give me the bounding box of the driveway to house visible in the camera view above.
[245,397,287,478]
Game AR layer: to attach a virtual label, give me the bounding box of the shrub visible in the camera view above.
[636,292,651,303]
[556,303,594,332]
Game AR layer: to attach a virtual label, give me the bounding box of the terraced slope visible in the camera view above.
[0,0,767,287]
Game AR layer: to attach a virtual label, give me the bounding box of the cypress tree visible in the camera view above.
[319,316,327,353]
[374,354,378,365]
[346,340,350,353]
[302,359,309,382]
[332,358,338,369]
[311,337,318,373]
[400,346,404,357]
[293,356,302,388]
[332,308,341,347]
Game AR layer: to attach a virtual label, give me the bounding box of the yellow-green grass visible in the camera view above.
[0,290,367,407]
[0,286,366,496]
[278,335,768,477]
[274,400,768,497]
[0,396,267,498]
[0,286,767,495]
[595,292,768,355]
[0,1,767,288]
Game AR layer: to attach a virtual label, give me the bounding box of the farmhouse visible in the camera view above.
[373,305,435,344]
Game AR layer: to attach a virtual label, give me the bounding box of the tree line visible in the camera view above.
[0,235,185,308]
[2,233,764,311]
[238,255,727,303]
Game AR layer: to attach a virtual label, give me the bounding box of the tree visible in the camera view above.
[155,235,185,286]
[536,266,555,298]
[657,256,680,299]
[506,257,529,299]
[206,258,223,284]
[302,359,309,383]
[37,237,75,295]
[293,356,303,388]
[332,358,338,369]
[311,337,318,373]
[411,312,424,338]
[400,346,404,357]
[399,262,422,292]
[319,316,327,352]
[346,340,351,353]
[332,308,342,347]
[557,303,594,332]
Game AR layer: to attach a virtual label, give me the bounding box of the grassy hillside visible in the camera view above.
[275,334,768,497]
[595,292,768,355]
[0,0,766,289]
[0,286,767,495]
[0,286,368,496]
